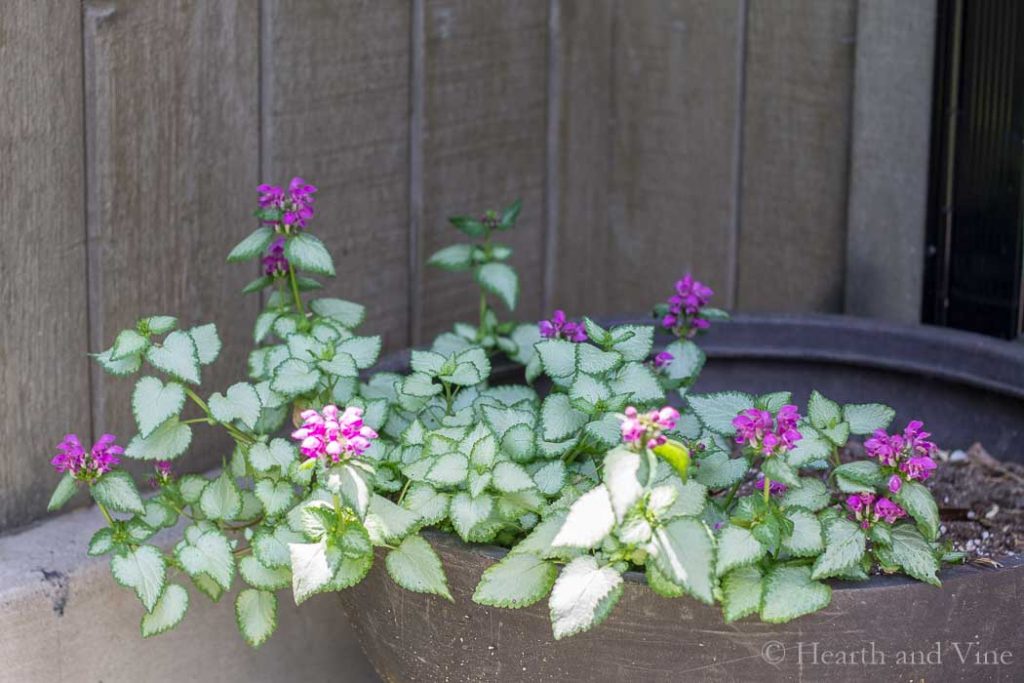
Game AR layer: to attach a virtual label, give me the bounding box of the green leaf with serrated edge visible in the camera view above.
[781,508,824,557]
[549,556,623,640]
[410,350,446,376]
[781,478,830,512]
[541,393,587,442]
[787,426,832,467]
[492,461,534,493]
[609,325,655,362]
[760,565,831,623]
[822,421,850,446]
[145,330,201,384]
[95,347,144,376]
[449,214,487,237]
[509,511,568,560]
[583,414,620,449]
[875,523,940,586]
[142,316,178,335]
[242,275,273,294]
[285,233,335,276]
[178,474,207,504]
[239,555,291,591]
[141,499,176,529]
[112,329,149,361]
[651,518,716,604]
[401,372,441,399]
[254,479,294,517]
[569,374,610,411]
[474,553,557,608]
[189,323,221,365]
[199,472,242,521]
[428,244,474,270]
[177,528,235,591]
[721,566,763,622]
[385,534,452,600]
[254,311,279,344]
[125,418,192,461]
[450,492,495,542]
[716,525,766,576]
[662,479,708,519]
[892,480,940,541]
[141,583,188,638]
[236,589,278,648]
[209,382,261,430]
[833,459,883,491]
[842,403,895,435]
[663,340,705,384]
[47,473,77,512]
[762,456,801,488]
[191,574,224,602]
[552,485,614,549]
[247,438,296,473]
[756,391,793,412]
[253,526,304,569]
[365,494,420,545]
[402,484,449,525]
[811,517,866,580]
[88,527,115,556]
[270,358,320,396]
[289,540,338,604]
[808,390,842,428]
[91,471,145,514]
[475,262,518,310]
[111,545,166,612]
[132,376,186,438]
[441,347,491,386]
[330,554,373,591]
[692,451,748,488]
[335,335,381,369]
[227,227,275,262]
[687,392,755,435]
[603,448,644,522]
[500,198,522,228]
[535,339,576,379]
[577,344,622,376]
[646,561,686,597]
[532,461,566,496]
[310,298,365,328]
[425,453,469,487]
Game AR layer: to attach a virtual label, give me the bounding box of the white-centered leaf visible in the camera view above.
[651,518,716,604]
[426,453,469,487]
[402,484,449,525]
[145,330,201,385]
[270,358,321,396]
[492,461,534,493]
[111,545,166,612]
[842,403,895,435]
[285,233,335,276]
[310,297,366,328]
[781,508,824,557]
[551,485,614,549]
[254,479,294,517]
[450,492,495,542]
[364,493,420,545]
[227,227,275,262]
[177,527,235,591]
[760,565,831,623]
[811,517,866,580]
[141,583,188,637]
[532,461,566,496]
[474,553,557,608]
[603,448,644,522]
[808,390,842,429]
[877,523,941,586]
[541,394,587,442]
[47,473,78,512]
[687,392,755,435]
[125,417,192,461]
[112,329,149,361]
[208,382,262,430]
[428,243,474,270]
[239,555,292,591]
[334,335,381,369]
[235,589,278,648]
[548,556,623,640]
[289,540,337,604]
[721,566,763,623]
[253,526,305,569]
[781,478,831,512]
[716,525,766,576]
[247,438,297,473]
[385,535,452,600]
[91,470,145,515]
[892,480,940,541]
[189,323,221,365]
[199,472,242,521]
[132,376,186,438]
[475,262,518,310]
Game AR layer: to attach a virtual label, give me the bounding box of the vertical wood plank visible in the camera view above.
[738,0,857,312]
[845,0,936,323]
[419,0,548,339]
[559,0,743,318]
[84,1,260,476]
[263,0,412,351]
[0,2,90,530]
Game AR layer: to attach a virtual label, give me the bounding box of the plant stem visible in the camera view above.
[763,477,772,505]
[720,479,743,510]
[287,262,306,318]
[397,479,412,505]
[96,499,115,527]
[184,387,210,414]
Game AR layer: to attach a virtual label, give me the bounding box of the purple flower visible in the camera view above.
[732,405,803,458]
[291,405,378,462]
[619,405,680,450]
[755,474,787,496]
[887,474,902,494]
[52,433,122,479]
[261,236,289,277]
[538,310,587,343]
[900,455,937,482]
[865,430,903,467]
[660,274,714,338]
[874,498,907,524]
[257,177,317,229]
[845,492,905,528]
[846,492,875,516]
[651,351,674,371]
[866,420,939,489]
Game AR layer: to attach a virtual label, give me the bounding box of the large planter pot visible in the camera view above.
[341,315,1024,681]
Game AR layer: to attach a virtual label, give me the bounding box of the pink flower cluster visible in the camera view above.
[661,275,713,337]
[261,236,289,277]
[651,351,674,371]
[258,176,317,229]
[538,310,587,342]
[619,406,680,450]
[732,405,802,457]
[291,405,377,463]
[51,434,122,479]
[845,492,906,529]
[864,420,938,494]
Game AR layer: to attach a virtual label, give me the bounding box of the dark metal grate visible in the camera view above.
[925,0,1024,339]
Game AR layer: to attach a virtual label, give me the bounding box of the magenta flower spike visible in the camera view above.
[52,433,122,479]
[291,404,378,463]
[538,310,588,342]
[618,405,680,450]
[732,405,803,458]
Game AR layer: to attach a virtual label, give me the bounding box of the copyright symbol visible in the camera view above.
[762,640,786,664]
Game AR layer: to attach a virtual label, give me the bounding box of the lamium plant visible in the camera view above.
[48,177,961,647]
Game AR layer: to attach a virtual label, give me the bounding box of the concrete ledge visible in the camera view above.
[0,503,378,682]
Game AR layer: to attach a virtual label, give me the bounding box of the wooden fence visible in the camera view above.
[0,0,936,531]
